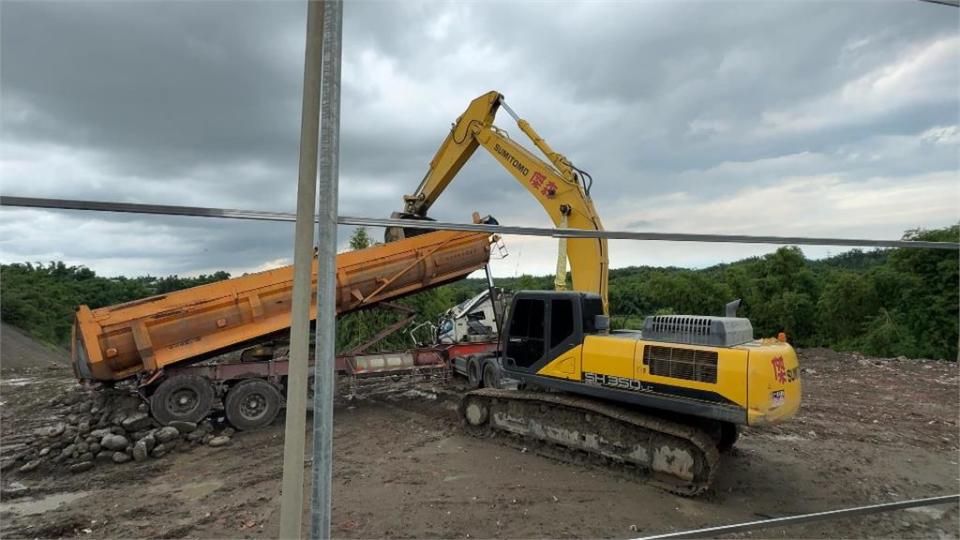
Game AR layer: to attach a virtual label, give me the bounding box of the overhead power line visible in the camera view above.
[1,195,957,251]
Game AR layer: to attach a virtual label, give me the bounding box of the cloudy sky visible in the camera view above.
[1,0,957,279]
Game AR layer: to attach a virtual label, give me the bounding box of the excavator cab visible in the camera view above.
[500,291,604,375]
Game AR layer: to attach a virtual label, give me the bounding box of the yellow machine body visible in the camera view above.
[536,335,800,426]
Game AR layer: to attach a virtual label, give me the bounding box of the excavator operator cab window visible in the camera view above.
[506,298,546,368]
[582,296,605,334]
[550,299,575,348]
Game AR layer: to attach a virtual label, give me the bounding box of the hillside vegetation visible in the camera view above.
[1,225,956,361]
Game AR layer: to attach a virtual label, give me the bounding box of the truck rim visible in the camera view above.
[240,392,268,421]
[167,388,201,417]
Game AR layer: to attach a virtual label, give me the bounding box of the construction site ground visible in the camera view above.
[1,338,957,539]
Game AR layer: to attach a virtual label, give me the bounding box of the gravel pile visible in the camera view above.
[1,386,233,475]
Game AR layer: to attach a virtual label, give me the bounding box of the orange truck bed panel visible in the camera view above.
[72,230,491,382]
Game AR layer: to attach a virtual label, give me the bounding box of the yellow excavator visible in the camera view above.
[387,91,801,495]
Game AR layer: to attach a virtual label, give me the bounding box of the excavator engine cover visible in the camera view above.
[641,315,754,347]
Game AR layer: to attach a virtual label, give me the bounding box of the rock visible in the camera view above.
[69,461,94,474]
[78,421,91,434]
[89,443,101,455]
[18,459,42,473]
[38,447,51,457]
[155,426,180,443]
[201,433,214,445]
[34,423,66,438]
[0,458,17,471]
[71,401,92,414]
[132,441,149,462]
[153,426,180,442]
[112,452,131,464]
[101,434,129,451]
[109,426,127,436]
[122,412,153,432]
[140,434,157,453]
[78,452,94,462]
[96,451,114,463]
[199,420,213,433]
[222,427,235,437]
[89,428,112,439]
[137,402,149,413]
[208,436,231,448]
[168,421,197,434]
[150,443,169,458]
[62,443,77,457]
[84,436,97,445]
[76,442,89,454]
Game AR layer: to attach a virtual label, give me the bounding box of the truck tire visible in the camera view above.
[225,379,283,431]
[150,374,215,425]
[466,357,481,389]
[482,361,501,390]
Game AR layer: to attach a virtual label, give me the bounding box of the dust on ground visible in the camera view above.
[1,344,957,539]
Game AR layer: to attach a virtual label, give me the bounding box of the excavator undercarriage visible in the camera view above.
[460,389,720,496]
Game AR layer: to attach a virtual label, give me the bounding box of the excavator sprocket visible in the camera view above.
[458,388,720,496]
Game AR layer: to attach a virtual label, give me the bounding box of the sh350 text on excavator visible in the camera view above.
[386,90,801,496]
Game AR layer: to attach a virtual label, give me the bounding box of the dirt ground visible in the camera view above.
[1,347,957,539]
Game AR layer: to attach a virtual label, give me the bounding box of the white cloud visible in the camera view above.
[1,1,957,280]
[758,36,959,135]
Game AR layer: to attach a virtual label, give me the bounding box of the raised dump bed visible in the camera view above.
[70,228,492,428]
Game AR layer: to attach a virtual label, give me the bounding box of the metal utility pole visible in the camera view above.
[309,0,343,538]
[279,0,325,538]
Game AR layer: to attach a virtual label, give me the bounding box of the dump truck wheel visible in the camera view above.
[151,375,214,425]
[482,361,500,390]
[225,379,282,431]
[466,357,481,389]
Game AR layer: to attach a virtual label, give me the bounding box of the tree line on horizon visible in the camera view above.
[1,225,956,361]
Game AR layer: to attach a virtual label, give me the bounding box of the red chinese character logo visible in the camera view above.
[771,356,786,384]
[530,171,546,189]
[542,180,557,197]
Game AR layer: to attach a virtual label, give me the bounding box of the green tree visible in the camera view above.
[817,271,881,344]
[349,227,373,250]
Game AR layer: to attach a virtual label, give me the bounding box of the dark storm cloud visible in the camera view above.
[1,1,957,277]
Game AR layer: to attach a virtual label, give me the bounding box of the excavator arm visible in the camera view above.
[388,91,609,312]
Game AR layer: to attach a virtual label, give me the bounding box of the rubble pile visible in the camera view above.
[1,386,234,475]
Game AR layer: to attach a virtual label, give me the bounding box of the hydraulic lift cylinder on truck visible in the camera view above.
[71,227,493,428]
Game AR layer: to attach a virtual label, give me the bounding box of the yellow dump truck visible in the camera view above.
[72,228,492,429]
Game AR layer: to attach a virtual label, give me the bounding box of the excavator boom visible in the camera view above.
[389,91,609,311]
